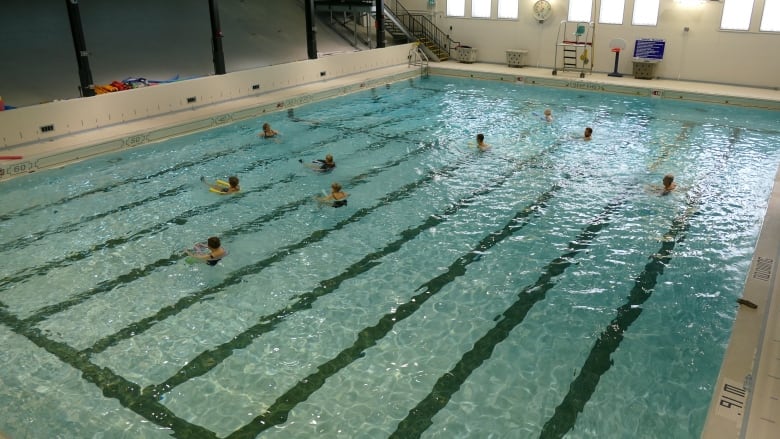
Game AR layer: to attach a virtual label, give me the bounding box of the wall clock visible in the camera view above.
[532,0,553,23]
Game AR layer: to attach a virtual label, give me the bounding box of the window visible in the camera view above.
[720,0,753,30]
[760,0,780,32]
[447,0,466,17]
[497,0,518,19]
[599,0,625,24]
[568,0,593,22]
[472,0,491,18]
[632,0,660,26]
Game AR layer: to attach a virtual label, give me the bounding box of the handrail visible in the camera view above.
[385,0,458,56]
[408,43,429,77]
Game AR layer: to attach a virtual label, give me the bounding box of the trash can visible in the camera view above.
[457,46,477,63]
[506,49,529,67]
[632,58,660,80]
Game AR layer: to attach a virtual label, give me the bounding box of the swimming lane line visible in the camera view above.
[225,181,566,438]
[389,196,626,439]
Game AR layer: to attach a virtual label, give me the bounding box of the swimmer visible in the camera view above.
[317,182,349,208]
[201,175,240,194]
[476,134,490,151]
[186,236,227,266]
[543,109,553,122]
[259,122,279,138]
[583,127,593,141]
[662,173,677,195]
[299,154,336,172]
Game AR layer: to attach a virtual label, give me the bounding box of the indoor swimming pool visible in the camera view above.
[1,75,779,438]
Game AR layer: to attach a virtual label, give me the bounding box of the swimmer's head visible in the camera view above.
[207,236,221,249]
[476,133,485,143]
[663,174,675,187]
[262,123,271,130]
[584,127,593,137]
[544,109,552,116]
[331,182,342,192]
[228,176,239,187]
[325,154,334,163]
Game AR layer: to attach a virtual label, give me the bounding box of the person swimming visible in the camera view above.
[662,173,677,195]
[202,175,240,194]
[476,133,490,151]
[300,154,336,172]
[259,122,279,138]
[583,127,593,141]
[317,182,348,208]
[186,236,227,265]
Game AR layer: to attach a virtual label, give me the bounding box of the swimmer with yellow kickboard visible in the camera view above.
[201,175,240,194]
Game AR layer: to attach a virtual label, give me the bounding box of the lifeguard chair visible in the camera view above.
[552,21,595,78]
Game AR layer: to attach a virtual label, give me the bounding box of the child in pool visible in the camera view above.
[186,236,227,266]
[202,175,240,194]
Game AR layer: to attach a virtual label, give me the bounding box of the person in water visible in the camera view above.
[543,108,553,122]
[186,236,227,266]
[662,174,677,195]
[259,122,279,138]
[583,127,593,141]
[317,182,348,208]
[476,134,490,151]
[202,175,240,193]
[300,154,336,172]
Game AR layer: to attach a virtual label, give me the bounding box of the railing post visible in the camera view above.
[64,0,95,97]
[304,0,318,59]
[375,0,385,48]
[208,0,226,75]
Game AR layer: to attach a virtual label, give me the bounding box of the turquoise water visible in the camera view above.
[1,76,779,438]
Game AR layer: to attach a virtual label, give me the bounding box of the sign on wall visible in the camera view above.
[633,39,666,60]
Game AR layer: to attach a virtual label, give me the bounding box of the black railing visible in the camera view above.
[384,0,458,55]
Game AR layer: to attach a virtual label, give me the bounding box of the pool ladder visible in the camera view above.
[408,43,429,78]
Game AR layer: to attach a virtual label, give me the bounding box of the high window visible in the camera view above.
[497,0,519,19]
[760,0,780,32]
[568,0,593,22]
[599,0,625,25]
[447,0,466,17]
[632,0,660,26]
[720,0,754,30]
[472,0,491,18]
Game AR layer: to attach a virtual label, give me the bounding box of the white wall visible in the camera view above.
[409,0,779,89]
[0,44,416,151]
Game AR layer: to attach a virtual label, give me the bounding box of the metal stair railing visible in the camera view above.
[383,0,458,62]
[408,43,429,77]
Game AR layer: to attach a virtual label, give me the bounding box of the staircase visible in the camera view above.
[382,0,452,62]
[312,0,454,62]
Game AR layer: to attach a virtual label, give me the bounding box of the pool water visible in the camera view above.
[1,76,779,438]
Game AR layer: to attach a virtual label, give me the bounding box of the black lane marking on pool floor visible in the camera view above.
[0,85,440,223]
[83,144,557,357]
[19,140,446,326]
[0,306,221,438]
[0,148,563,439]
[538,199,697,439]
[0,184,188,252]
[388,196,626,439]
[3,122,445,288]
[0,118,437,269]
[225,181,569,438]
[79,156,471,355]
[538,127,743,439]
[143,162,566,400]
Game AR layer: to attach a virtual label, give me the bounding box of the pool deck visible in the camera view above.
[2,59,780,438]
